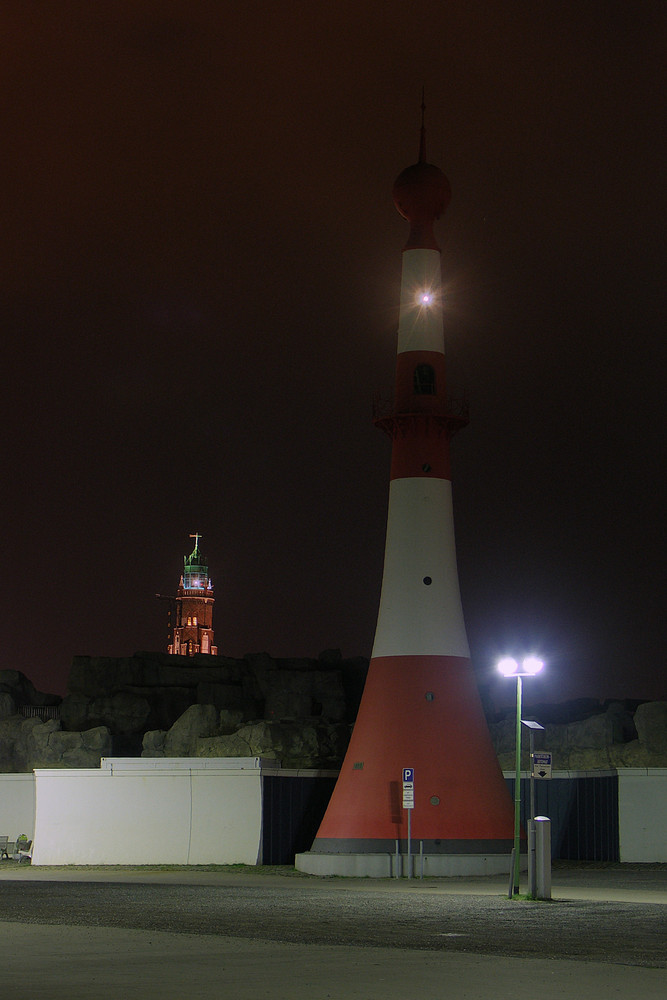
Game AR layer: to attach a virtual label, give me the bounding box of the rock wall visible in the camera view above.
[6,717,112,771]
[61,649,359,770]
[2,656,666,773]
[489,700,667,771]
[143,704,350,768]
[1,651,359,772]
[61,649,359,732]
[0,670,110,772]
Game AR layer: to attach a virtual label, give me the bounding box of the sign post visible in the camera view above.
[529,749,551,897]
[402,768,414,878]
[521,720,546,898]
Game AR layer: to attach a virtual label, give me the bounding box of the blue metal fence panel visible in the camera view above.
[261,772,620,865]
[262,775,337,865]
[505,774,619,861]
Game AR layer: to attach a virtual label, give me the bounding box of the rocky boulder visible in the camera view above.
[143,706,350,768]
[193,719,350,769]
[61,692,151,735]
[0,716,37,772]
[633,701,667,753]
[163,704,219,756]
[142,729,166,756]
[0,692,17,721]
[0,714,112,772]
[25,721,112,768]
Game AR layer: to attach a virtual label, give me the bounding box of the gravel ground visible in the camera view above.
[0,868,665,968]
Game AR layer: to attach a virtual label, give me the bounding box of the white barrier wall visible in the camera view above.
[31,760,265,866]
[618,768,667,862]
[3,763,664,866]
[0,773,35,842]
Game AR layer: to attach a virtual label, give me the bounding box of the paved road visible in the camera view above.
[1,864,665,999]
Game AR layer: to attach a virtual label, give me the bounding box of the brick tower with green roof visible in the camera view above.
[168,533,218,656]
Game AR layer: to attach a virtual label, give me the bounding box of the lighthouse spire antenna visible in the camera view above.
[419,87,427,163]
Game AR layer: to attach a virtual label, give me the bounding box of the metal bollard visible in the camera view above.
[534,816,552,900]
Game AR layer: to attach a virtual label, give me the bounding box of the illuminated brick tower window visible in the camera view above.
[168,533,218,656]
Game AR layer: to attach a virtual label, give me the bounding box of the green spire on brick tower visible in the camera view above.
[183,532,208,590]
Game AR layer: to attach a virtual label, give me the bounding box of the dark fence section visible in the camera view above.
[505,774,620,862]
[262,775,337,864]
[261,772,619,866]
[554,775,619,861]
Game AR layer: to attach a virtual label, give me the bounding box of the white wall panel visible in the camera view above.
[30,765,263,866]
[618,768,667,862]
[0,773,35,841]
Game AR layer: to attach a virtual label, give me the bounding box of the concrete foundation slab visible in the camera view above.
[295,850,515,877]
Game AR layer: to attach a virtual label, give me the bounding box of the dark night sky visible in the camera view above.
[2,2,665,709]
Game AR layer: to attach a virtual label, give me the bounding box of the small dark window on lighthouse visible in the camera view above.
[414,364,436,395]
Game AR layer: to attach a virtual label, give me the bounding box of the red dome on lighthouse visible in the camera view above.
[393,161,450,225]
[393,162,450,250]
[392,101,451,250]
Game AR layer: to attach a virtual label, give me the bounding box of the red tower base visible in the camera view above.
[296,655,516,877]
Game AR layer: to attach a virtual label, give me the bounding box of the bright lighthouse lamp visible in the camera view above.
[497,656,544,896]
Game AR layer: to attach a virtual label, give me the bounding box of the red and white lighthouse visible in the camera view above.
[297,119,515,876]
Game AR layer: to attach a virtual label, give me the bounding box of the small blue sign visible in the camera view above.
[403,767,414,783]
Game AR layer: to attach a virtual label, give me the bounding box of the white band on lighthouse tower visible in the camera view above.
[397,249,443,355]
[371,476,470,659]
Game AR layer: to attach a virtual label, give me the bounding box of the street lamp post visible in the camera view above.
[497,656,544,897]
[522,719,545,896]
